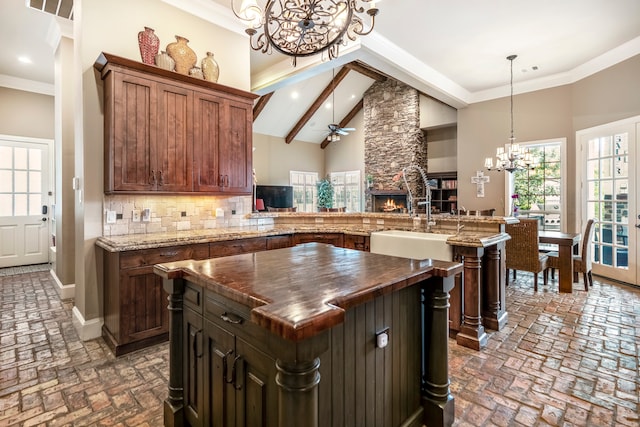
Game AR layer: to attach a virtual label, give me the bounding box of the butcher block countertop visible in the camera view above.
[154,243,462,342]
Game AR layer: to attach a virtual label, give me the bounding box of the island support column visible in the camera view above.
[275,358,321,427]
[481,242,508,331]
[162,278,185,427]
[454,246,488,350]
[421,273,456,427]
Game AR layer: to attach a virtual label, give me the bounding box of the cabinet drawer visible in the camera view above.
[120,244,210,269]
[184,282,203,313]
[266,235,293,250]
[210,237,267,258]
[204,292,251,329]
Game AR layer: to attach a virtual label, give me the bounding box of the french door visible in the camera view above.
[0,136,52,268]
[578,117,639,284]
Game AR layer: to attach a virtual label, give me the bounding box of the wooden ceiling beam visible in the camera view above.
[321,99,364,149]
[344,61,387,82]
[285,66,351,144]
[253,91,274,120]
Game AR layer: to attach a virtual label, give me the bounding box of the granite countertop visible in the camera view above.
[154,243,463,341]
[97,212,514,252]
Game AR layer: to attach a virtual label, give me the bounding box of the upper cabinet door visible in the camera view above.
[155,82,193,192]
[220,99,253,194]
[193,91,223,192]
[108,71,156,192]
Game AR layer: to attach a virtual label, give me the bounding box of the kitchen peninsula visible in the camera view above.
[154,243,462,427]
[97,212,513,355]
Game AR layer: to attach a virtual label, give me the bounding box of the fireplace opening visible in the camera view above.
[370,190,407,213]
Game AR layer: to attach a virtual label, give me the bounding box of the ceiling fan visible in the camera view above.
[324,68,356,143]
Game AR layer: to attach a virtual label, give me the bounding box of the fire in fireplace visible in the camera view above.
[370,190,407,213]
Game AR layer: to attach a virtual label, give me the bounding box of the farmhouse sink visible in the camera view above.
[370,230,454,261]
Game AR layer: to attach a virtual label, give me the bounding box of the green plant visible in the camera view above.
[317,177,334,208]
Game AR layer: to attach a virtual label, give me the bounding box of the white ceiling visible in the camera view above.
[2,0,640,144]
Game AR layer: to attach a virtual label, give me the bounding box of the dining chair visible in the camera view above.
[505,218,549,291]
[546,218,596,291]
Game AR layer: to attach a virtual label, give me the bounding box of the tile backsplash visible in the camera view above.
[103,194,255,236]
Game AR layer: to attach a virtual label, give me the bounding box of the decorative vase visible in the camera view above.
[154,51,175,71]
[189,66,204,79]
[166,35,197,75]
[137,27,160,65]
[201,52,220,83]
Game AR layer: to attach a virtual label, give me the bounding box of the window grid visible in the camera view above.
[290,171,318,212]
[513,142,562,231]
[586,133,629,269]
[330,170,362,212]
[0,145,43,217]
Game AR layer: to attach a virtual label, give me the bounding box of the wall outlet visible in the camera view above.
[141,208,151,222]
[106,210,116,224]
[132,210,141,222]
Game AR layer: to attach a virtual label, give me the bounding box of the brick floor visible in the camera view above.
[0,268,638,426]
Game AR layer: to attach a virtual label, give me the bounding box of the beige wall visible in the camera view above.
[0,87,54,139]
[253,133,326,185]
[75,0,251,330]
[458,54,640,232]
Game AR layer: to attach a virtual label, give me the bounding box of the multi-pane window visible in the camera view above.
[0,145,43,217]
[512,142,562,231]
[586,133,629,268]
[290,171,318,212]
[330,170,361,212]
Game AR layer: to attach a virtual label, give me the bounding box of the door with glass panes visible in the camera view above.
[0,136,51,268]
[579,118,638,284]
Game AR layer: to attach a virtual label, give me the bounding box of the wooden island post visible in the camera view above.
[155,243,462,427]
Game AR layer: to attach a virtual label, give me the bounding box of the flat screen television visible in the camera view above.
[255,185,294,210]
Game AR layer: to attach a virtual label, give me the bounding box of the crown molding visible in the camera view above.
[0,74,54,96]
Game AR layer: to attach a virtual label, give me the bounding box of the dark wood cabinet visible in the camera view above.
[266,234,293,250]
[293,232,344,247]
[95,52,256,195]
[101,243,210,356]
[183,283,278,427]
[343,234,370,251]
[192,92,252,193]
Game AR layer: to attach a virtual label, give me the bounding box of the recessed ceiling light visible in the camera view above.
[18,56,32,64]
[325,102,332,109]
[291,91,299,99]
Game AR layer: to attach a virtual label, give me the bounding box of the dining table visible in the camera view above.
[539,230,581,293]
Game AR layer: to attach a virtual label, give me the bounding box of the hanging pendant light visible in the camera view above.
[485,54,537,173]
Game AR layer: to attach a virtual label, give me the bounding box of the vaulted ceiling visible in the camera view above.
[2,0,640,147]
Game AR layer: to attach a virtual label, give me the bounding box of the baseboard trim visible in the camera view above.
[72,306,103,341]
[49,269,75,300]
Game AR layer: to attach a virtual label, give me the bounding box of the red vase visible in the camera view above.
[138,27,160,65]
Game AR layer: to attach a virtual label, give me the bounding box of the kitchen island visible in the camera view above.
[154,243,462,427]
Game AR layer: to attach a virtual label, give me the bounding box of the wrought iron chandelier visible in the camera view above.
[232,0,379,66]
[484,55,537,173]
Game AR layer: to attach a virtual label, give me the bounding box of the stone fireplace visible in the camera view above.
[363,79,427,213]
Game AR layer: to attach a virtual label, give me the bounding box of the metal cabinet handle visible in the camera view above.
[158,170,164,186]
[231,355,243,390]
[191,329,203,358]
[150,170,156,185]
[220,312,243,324]
[160,251,179,257]
[222,349,234,384]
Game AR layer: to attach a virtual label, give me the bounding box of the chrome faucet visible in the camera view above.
[401,164,435,231]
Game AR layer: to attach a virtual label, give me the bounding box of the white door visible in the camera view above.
[579,118,638,284]
[0,136,51,268]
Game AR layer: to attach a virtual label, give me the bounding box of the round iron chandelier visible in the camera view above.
[232,0,379,66]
